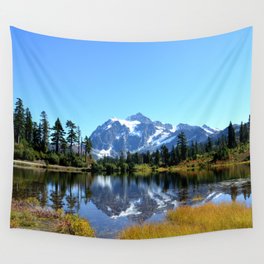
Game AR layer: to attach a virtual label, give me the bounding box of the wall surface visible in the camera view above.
[0,1,264,263]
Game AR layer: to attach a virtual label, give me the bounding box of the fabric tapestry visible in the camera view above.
[11,27,253,239]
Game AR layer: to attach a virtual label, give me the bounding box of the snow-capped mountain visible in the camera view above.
[90,113,222,159]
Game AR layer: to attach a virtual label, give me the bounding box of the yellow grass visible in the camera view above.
[119,203,252,239]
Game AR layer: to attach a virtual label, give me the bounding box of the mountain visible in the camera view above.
[90,113,222,159]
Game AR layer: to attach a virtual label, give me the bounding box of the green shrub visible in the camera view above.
[213,146,229,161]
[14,143,24,160]
[59,154,71,166]
[91,162,104,172]
[104,163,117,174]
[22,148,35,161]
[71,155,85,167]
[46,152,60,165]
[119,162,129,173]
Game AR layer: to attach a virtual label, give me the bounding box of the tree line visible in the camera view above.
[14,98,92,167]
[14,97,250,171]
[96,119,250,173]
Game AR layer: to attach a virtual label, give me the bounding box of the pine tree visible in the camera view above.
[24,108,33,145]
[228,122,237,148]
[14,98,25,143]
[239,122,248,143]
[126,151,132,164]
[66,120,77,153]
[154,149,160,166]
[170,146,176,165]
[40,111,49,153]
[239,121,249,144]
[206,137,212,152]
[51,118,65,153]
[161,145,170,166]
[177,132,187,161]
[76,126,81,155]
[83,136,92,160]
[32,122,42,151]
[143,151,151,164]
[190,141,197,159]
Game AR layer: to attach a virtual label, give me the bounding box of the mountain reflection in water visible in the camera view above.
[12,165,251,238]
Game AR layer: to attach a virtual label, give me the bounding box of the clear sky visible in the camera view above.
[11,26,252,137]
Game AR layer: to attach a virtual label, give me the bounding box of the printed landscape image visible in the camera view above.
[11,27,252,239]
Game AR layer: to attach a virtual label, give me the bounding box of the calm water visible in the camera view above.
[12,165,251,238]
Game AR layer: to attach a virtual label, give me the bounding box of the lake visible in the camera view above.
[12,164,251,238]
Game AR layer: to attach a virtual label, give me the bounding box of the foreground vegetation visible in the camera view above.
[119,202,252,239]
[11,198,95,237]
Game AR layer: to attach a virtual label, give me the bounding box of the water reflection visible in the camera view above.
[12,165,251,238]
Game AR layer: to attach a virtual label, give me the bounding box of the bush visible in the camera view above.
[104,163,117,174]
[23,148,35,161]
[91,162,104,172]
[46,152,60,165]
[213,146,229,161]
[119,162,129,173]
[14,143,36,161]
[14,143,24,160]
[57,214,95,237]
[59,154,71,166]
[71,155,85,167]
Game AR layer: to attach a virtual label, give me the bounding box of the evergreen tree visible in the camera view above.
[160,145,170,166]
[126,151,132,164]
[154,149,160,166]
[143,151,151,164]
[177,132,187,161]
[195,141,199,155]
[190,141,197,159]
[119,151,125,165]
[132,152,139,164]
[206,137,212,152]
[83,136,92,160]
[77,126,81,155]
[14,98,25,143]
[40,111,49,153]
[66,120,77,153]
[51,118,65,153]
[240,122,249,144]
[170,146,176,165]
[32,122,42,151]
[175,146,181,164]
[227,122,237,148]
[24,108,33,145]
[239,122,245,143]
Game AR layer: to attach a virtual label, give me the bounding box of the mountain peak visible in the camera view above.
[126,113,152,123]
[202,124,220,134]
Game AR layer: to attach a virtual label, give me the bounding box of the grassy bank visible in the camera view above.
[11,198,95,237]
[14,160,91,173]
[119,202,252,239]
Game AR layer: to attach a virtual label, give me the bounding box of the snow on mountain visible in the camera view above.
[90,113,222,159]
[202,124,220,135]
[109,118,141,134]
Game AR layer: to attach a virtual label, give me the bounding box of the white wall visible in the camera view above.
[0,0,264,263]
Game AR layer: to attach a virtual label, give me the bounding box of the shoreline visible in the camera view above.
[13,160,91,173]
[14,159,250,174]
[155,160,250,173]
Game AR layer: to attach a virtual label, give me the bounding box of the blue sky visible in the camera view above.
[11,27,252,137]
